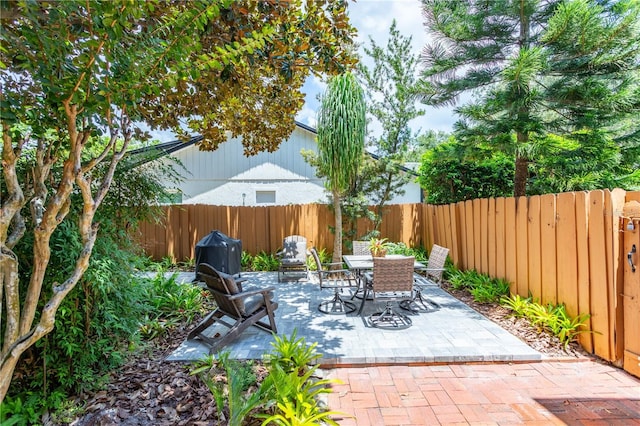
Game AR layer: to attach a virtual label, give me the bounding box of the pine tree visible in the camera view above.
[420,0,640,196]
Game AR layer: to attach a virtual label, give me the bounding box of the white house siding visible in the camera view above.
[163,126,328,206]
[155,123,422,206]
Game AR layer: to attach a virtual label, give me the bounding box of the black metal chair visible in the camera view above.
[187,263,278,354]
[310,247,359,314]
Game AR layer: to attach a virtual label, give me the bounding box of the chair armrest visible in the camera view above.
[320,268,355,277]
[228,286,276,300]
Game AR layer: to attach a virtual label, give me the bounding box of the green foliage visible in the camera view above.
[241,251,254,270]
[251,251,281,272]
[354,20,425,232]
[193,352,262,426]
[420,0,640,197]
[316,72,367,193]
[307,248,331,271]
[0,394,41,426]
[385,242,428,263]
[192,330,343,425]
[499,294,595,348]
[418,140,514,204]
[446,269,510,304]
[145,272,205,324]
[315,72,367,263]
[258,365,342,426]
[529,131,640,194]
[265,330,322,376]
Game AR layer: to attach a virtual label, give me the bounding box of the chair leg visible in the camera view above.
[369,302,412,330]
[318,289,357,315]
[400,288,440,313]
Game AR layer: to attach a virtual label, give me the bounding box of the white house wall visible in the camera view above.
[156,124,422,206]
[164,126,328,206]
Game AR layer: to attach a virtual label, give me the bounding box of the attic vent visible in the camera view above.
[256,190,276,204]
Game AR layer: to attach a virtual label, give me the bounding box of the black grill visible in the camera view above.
[195,230,242,279]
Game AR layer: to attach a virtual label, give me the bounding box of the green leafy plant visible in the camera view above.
[241,251,254,270]
[500,295,595,348]
[258,365,343,426]
[368,237,389,257]
[385,242,428,262]
[193,352,262,426]
[265,330,322,376]
[499,294,534,317]
[252,251,280,271]
[469,277,510,304]
[307,248,331,271]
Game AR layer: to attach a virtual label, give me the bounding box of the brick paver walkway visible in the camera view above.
[323,360,640,425]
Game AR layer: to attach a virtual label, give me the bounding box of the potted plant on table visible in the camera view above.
[369,237,389,257]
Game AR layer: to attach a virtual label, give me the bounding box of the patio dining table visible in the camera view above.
[342,254,426,272]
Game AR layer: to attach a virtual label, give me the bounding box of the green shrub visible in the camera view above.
[251,251,280,271]
[500,294,594,348]
[192,330,344,426]
[385,242,428,262]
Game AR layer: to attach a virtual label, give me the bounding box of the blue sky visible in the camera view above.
[295,0,458,137]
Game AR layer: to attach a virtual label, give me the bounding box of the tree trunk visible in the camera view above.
[514,156,528,197]
[332,190,342,264]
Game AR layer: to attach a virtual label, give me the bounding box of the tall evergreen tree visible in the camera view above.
[356,21,425,233]
[420,0,640,196]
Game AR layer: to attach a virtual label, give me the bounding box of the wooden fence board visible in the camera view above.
[465,200,475,270]
[540,194,558,305]
[448,204,459,265]
[457,201,467,269]
[516,196,529,296]
[473,199,481,271]
[487,198,497,277]
[527,195,542,300]
[504,197,517,293]
[480,198,489,275]
[495,197,506,280]
[575,191,593,352]
[610,188,626,362]
[588,190,611,359]
[442,204,453,254]
[557,192,579,317]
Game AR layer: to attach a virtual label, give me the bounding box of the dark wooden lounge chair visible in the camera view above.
[187,263,278,354]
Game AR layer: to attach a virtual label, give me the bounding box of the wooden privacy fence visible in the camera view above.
[137,203,427,261]
[137,189,640,364]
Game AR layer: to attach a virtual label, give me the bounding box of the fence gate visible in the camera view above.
[622,201,640,378]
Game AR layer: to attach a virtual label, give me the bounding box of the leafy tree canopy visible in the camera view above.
[0,0,356,402]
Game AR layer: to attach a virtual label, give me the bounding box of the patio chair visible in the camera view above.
[187,263,278,354]
[401,244,449,313]
[352,240,371,255]
[277,235,308,282]
[310,247,359,314]
[363,256,415,329]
